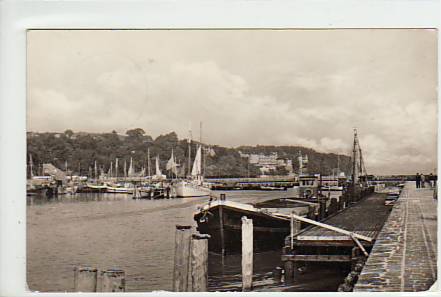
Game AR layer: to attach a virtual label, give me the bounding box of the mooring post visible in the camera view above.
[173,225,192,292]
[190,234,210,292]
[284,260,294,285]
[319,199,326,220]
[290,212,301,249]
[351,247,361,270]
[290,213,294,249]
[219,198,226,256]
[73,266,98,292]
[307,205,315,220]
[329,198,338,215]
[338,195,344,210]
[273,266,283,284]
[241,216,253,291]
[100,269,125,292]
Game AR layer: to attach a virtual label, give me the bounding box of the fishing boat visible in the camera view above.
[194,197,309,254]
[84,183,108,193]
[106,183,134,194]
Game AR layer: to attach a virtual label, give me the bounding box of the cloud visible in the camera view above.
[27,29,437,175]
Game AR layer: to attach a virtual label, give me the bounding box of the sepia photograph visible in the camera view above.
[25,28,437,292]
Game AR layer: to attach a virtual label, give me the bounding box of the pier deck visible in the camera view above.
[294,192,389,244]
[281,190,390,275]
[354,182,437,292]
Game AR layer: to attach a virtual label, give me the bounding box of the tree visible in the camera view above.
[126,128,146,139]
[64,129,74,138]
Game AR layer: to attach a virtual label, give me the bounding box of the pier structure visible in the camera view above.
[281,188,389,283]
[354,182,437,292]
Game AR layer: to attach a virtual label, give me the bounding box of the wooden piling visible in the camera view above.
[273,267,283,284]
[307,205,315,219]
[290,212,302,249]
[73,266,97,292]
[219,204,226,256]
[329,198,338,215]
[319,199,326,220]
[284,260,294,285]
[100,269,125,292]
[173,225,192,292]
[351,247,361,270]
[241,216,253,291]
[338,195,344,210]
[190,234,209,292]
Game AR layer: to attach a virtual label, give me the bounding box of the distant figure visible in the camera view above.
[165,185,171,198]
[421,174,426,188]
[429,173,434,187]
[416,173,421,188]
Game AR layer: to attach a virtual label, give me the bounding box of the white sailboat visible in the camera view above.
[166,148,178,178]
[128,157,134,177]
[152,155,166,180]
[173,145,211,197]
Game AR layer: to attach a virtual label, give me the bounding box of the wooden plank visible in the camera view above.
[286,199,319,206]
[351,235,369,257]
[289,213,373,242]
[291,240,367,247]
[297,235,352,241]
[281,254,352,262]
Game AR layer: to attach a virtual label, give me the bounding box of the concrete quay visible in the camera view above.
[354,182,437,292]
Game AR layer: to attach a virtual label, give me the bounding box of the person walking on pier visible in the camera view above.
[421,173,426,188]
[416,173,421,188]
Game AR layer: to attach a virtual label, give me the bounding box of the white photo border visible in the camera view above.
[0,0,439,296]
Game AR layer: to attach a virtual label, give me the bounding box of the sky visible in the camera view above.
[27,29,437,175]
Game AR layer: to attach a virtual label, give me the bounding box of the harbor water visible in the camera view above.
[27,191,347,292]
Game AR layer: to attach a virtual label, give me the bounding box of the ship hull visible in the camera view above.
[173,181,210,197]
[106,187,133,194]
[194,204,290,254]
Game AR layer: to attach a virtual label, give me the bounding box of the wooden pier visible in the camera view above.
[354,182,437,292]
[281,189,391,283]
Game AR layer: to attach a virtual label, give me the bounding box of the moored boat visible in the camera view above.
[174,180,211,197]
[173,144,211,197]
[194,197,308,254]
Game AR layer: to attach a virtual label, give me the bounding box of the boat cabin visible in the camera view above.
[299,174,319,198]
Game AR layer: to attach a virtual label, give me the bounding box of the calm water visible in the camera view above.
[27,191,347,292]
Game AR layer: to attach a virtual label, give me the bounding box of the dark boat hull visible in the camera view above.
[194,205,290,254]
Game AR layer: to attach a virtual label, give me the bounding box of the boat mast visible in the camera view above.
[124,159,127,178]
[337,154,340,176]
[147,148,151,180]
[200,121,205,179]
[29,154,34,178]
[115,158,119,180]
[352,128,358,194]
[188,123,192,178]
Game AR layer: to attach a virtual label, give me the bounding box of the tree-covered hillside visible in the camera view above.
[27,129,351,178]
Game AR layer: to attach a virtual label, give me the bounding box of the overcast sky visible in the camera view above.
[28,29,437,175]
